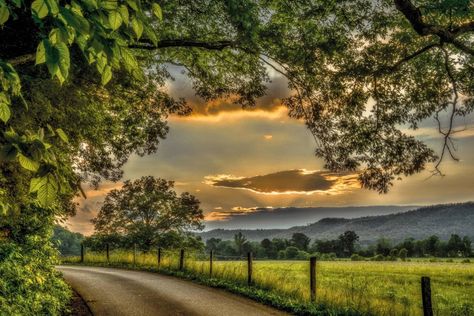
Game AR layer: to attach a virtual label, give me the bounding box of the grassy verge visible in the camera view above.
[61,261,363,316]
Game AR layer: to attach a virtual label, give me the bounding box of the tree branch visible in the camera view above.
[376,43,440,75]
[394,0,473,56]
[129,39,236,51]
[7,39,237,66]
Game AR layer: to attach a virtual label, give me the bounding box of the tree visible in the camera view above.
[376,238,393,256]
[338,231,359,256]
[234,232,249,256]
[272,238,288,252]
[398,238,416,257]
[425,235,441,256]
[92,176,203,250]
[399,248,408,261]
[1,1,473,313]
[260,238,277,258]
[285,246,299,259]
[52,225,84,256]
[447,234,464,256]
[462,236,472,257]
[290,233,311,251]
[206,238,222,252]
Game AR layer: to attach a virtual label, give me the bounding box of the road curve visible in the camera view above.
[58,266,289,316]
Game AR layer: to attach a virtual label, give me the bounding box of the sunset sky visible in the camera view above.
[67,67,474,235]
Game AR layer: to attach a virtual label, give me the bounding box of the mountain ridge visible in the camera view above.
[199,202,474,243]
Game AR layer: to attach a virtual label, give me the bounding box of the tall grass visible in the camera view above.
[62,250,474,316]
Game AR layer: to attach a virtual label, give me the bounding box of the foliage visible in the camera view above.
[52,225,84,256]
[0,207,70,315]
[91,176,204,250]
[204,230,473,260]
[290,232,311,251]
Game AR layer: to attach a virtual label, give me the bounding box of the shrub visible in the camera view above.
[398,248,408,261]
[285,246,299,259]
[351,254,365,261]
[371,254,385,261]
[296,251,310,260]
[0,206,71,315]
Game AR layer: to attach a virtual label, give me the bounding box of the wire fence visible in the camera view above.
[61,244,474,316]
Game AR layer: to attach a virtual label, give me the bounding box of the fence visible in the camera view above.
[69,244,455,316]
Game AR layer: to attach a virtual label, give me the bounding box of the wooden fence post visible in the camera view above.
[421,276,433,316]
[247,252,253,286]
[80,243,84,263]
[133,243,137,266]
[106,243,109,263]
[157,247,161,269]
[310,256,317,302]
[209,250,213,278]
[179,249,184,271]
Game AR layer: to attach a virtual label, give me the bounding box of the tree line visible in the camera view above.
[205,231,473,261]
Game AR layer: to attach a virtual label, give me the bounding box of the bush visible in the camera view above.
[320,253,336,261]
[277,250,286,259]
[0,206,71,315]
[398,248,408,261]
[351,254,365,261]
[285,246,299,259]
[371,254,385,261]
[296,250,310,260]
[461,259,471,263]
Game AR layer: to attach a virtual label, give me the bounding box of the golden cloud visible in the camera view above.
[203,169,359,195]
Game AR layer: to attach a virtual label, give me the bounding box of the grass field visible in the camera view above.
[63,251,474,316]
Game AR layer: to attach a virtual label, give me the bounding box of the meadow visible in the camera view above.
[63,250,474,316]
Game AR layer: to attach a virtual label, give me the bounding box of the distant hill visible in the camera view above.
[203,205,416,230]
[198,202,474,243]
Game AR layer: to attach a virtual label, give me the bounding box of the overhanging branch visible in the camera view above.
[394,0,474,56]
[129,39,236,51]
[7,39,237,66]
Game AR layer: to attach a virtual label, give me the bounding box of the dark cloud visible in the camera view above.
[204,169,358,194]
[167,66,290,116]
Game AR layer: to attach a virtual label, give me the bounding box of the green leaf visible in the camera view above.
[0,5,9,25]
[59,7,90,34]
[37,175,58,206]
[101,65,112,85]
[108,10,122,30]
[56,128,69,143]
[131,17,143,39]
[45,0,59,15]
[125,0,138,11]
[36,40,46,65]
[0,102,10,123]
[18,153,40,172]
[44,40,60,77]
[56,42,70,82]
[32,0,49,18]
[0,144,17,161]
[82,0,98,10]
[30,175,58,206]
[152,3,162,20]
[100,0,118,10]
[119,5,129,25]
[121,48,138,71]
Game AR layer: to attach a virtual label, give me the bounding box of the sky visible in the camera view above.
[66,68,474,235]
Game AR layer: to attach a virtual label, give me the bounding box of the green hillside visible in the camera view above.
[199,202,474,243]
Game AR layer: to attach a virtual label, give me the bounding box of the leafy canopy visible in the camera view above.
[92,176,204,249]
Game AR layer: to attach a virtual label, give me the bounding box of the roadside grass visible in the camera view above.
[61,251,474,316]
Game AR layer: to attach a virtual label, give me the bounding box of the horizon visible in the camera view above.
[66,67,474,236]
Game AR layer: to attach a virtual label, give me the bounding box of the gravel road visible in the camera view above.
[58,266,289,316]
